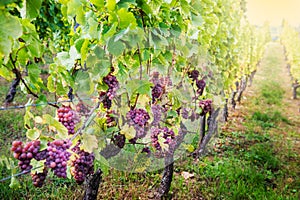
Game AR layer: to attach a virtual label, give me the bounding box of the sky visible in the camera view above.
[246,0,300,27]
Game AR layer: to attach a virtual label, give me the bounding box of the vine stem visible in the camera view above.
[137,43,143,80]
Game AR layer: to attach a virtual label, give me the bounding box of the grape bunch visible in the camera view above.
[151,104,162,126]
[70,143,95,184]
[196,79,206,95]
[150,127,175,152]
[142,147,151,155]
[103,74,119,100]
[199,99,213,116]
[31,168,48,187]
[152,83,164,103]
[57,106,80,135]
[106,111,117,127]
[126,108,150,139]
[45,140,71,178]
[181,108,189,119]
[188,69,206,96]
[112,133,126,148]
[100,92,112,109]
[76,102,90,116]
[188,69,200,81]
[11,140,40,172]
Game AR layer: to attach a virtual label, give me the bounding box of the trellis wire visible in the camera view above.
[0,97,95,111]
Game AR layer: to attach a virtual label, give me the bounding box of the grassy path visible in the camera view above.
[211,42,300,199]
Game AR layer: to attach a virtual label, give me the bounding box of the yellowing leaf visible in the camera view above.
[120,124,136,140]
[34,116,43,124]
[42,114,68,139]
[184,144,195,153]
[30,159,45,174]
[26,128,40,140]
[80,133,98,153]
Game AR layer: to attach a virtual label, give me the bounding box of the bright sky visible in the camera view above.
[246,0,300,27]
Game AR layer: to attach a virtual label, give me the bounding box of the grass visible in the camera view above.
[0,42,300,199]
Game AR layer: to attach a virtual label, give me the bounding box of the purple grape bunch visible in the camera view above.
[106,111,117,127]
[152,83,164,103]
[150,127,175,151]
[57,106,80,135]
[11,140,41,172]
[103,74,119,100]
[45,140,72,178]
[70,143,95,184]
[31,168,48,187]
[188,69,206,96]
[196,79,206,95]
[113,133,126,148]
[188,69,200,81]
[126,108,150,139]
[199,99,213,116]
[100,91,112,109]
[76,102,90,116]
[151,104,162,126]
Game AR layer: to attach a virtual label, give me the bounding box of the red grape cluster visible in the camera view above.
[76,102,90,116]
[196,79,206,95]
[57,106,80,135]
[103,74,119,100]
[106,111,117,127]
[150,127,175,151]
[112,133,126,148]
[188,69,200,80]
[199,99,213,116]
[45,140,71,178]
[11,140,40,172]
[181,108,189,119]
[152,83,164,103]
[31,168,48,187]
[100,92,112,109]
[188,69,206,95]
[126,108,150,139]
[70,143,95,184]
[151,104,162,126]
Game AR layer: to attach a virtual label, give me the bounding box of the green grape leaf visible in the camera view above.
[107,38,126,57]
[0,0,19,6]
[117,8,137,29]
[106,0,116,11]
[9,176,20,189]
[42,114,68,139]
[0,11,22,57]
[126,79,153,99]
[20,0,43,20]
[80,133,98,153]
[0,66,14,81]
[90,0,104,8]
